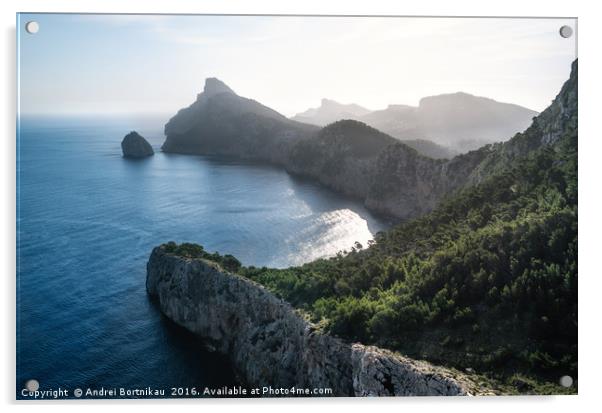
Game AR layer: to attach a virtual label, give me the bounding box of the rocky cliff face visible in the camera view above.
[146,245,486,396]
[162,81,462,220]
[466,59,577,185]
[287,120,489,220]
[364,143,491,219]
[286,120,407,201]
[121,131,154,158]
[159,83,518,220]
[161,61,576,221]
[162,78,318,164]
[163,80,489,220]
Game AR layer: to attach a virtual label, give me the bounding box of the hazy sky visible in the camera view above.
[18,14,577,117]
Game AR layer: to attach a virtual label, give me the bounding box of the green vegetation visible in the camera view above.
[163,241,242,273]
[165,62,577,394]
[166,121,576,394]
[239,127,577,393]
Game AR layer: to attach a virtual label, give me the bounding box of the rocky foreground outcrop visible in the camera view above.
[121,131,154,158]
[146,245,488,396]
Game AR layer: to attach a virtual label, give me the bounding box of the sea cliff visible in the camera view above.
[146,245,486,396]
[161,62,576,222]
[160,78,492,221]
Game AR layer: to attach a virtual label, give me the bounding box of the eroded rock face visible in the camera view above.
[159,60,576,222]
[160,79,495,221]
[465,59,577,186]
[121,131,154,158]
[146,245,485,397]
[287,120,488,220]
[162,78,318,163]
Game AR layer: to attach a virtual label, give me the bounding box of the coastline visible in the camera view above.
[146,244,489,397]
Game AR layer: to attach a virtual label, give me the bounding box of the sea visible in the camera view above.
[16,115,390,398]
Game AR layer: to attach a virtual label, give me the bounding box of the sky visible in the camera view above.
[18,14,577,118]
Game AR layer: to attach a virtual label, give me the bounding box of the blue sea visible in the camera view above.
[16,115,389,398]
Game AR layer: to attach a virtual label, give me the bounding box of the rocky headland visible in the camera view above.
[146,61,577,396]
[161,78,489,220]
[162,78,318,164]
[146,244,489,396]
[160,60,576,221]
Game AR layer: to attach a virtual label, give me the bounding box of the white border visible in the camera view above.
[2,1,600,412]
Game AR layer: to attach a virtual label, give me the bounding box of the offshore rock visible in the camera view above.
[121,131,154,158]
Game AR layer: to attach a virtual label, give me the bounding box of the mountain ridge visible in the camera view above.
[293,92,538,153]
[292,99,372,126]
[237,60,577,393]
[154,61,577,393]
[161,62,573,221]
[162,78,318,164]
[161,79,474,219]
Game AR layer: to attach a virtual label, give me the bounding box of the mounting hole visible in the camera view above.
[25,379,39,391]
[25,21,39,34]
[559,375,573,388]
[559,25,573,39]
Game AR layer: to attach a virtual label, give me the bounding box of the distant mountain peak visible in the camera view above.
[203,78,236,98]
[418,91,479,105]
[385,104,415,111]
[320,98,341,106]
[292,99,371,126]
[451,91,473,97]
[319,98,369,112]
[417,91,535,110]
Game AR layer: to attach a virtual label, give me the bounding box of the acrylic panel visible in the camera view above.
[16,13,578,399]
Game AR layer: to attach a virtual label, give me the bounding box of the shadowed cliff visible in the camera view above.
[162,78,318,164]
[161,61,575,221]
[153,61,577,394]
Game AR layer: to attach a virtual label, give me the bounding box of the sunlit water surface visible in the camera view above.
[16,116,390,397]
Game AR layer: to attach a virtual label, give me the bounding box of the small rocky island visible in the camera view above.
[121,131,154,158]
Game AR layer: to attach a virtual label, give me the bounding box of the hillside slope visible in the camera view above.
[400,139,459,160]
[240,60,578,393]
[163,84,490,220]
[160,60,577,394]
[162,63,572,225]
